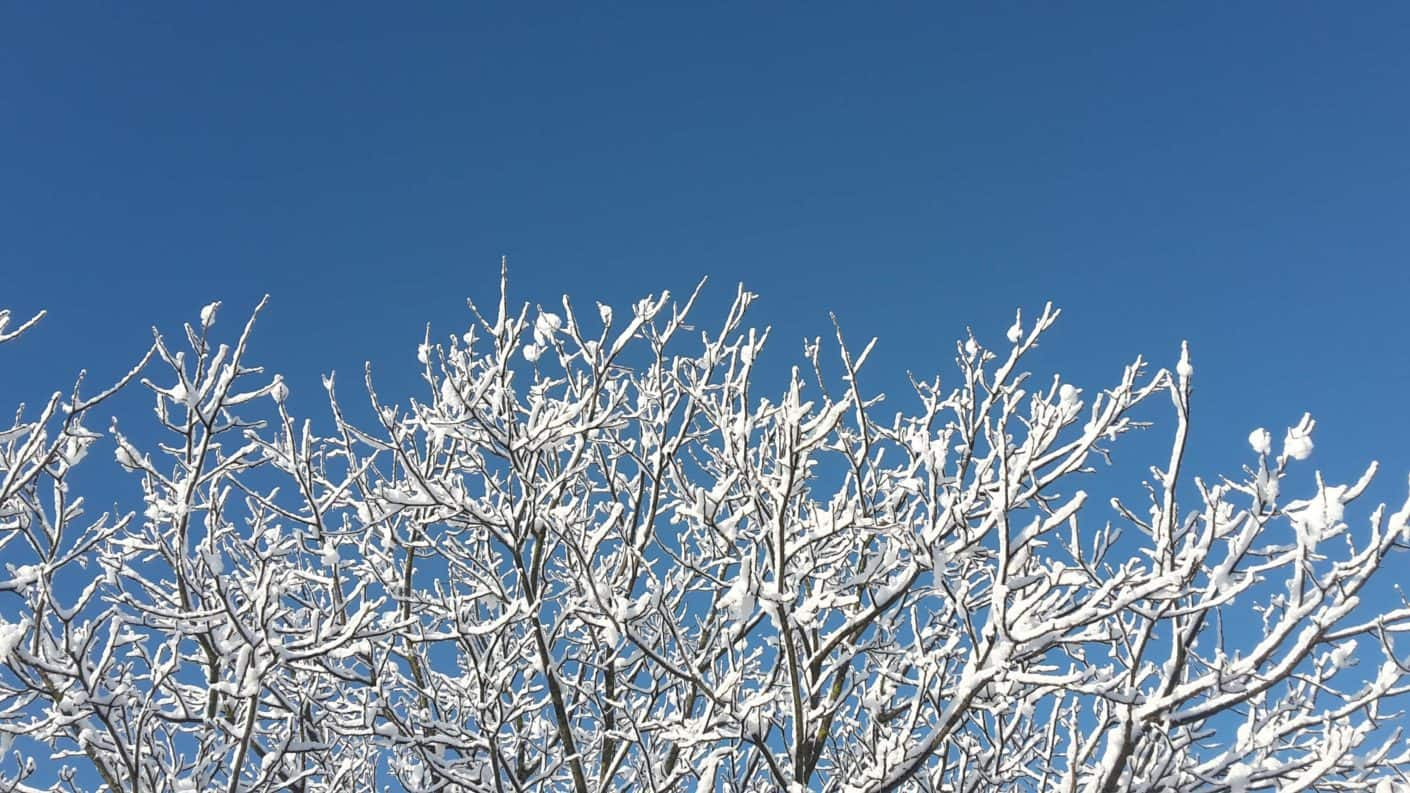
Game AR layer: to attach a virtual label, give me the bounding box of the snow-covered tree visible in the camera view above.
[1,272,1408,792]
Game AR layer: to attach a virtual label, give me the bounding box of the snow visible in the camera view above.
[1256,466,1281,503]
[61,434,90,466]
[905,428,929,454]
[0,618,28,664]
[1392,494,1410,541]
[1248,427,1272,455]
[1176,341,1193,379]
[692,753,719,793]
[168,381,191,408]
[1289,484,1348,537]
[1330,639,1357,669]
[1226,762,1253,793]
[533,311,562,345]
[199,301,219,327]
[439,377,465,411]
[1376,660,1399,690]
[719,555,755,622]
[6,565,40,592]
[1210,563,1235,594]
[1007,310,1023,344]
[1284,422,1315,461]
[3,289,1407,792]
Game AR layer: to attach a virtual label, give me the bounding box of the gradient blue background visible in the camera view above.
[3,4,1408,518]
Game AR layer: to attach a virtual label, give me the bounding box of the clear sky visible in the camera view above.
[3,4,1409,505]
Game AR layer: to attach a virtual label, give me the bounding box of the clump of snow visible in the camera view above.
[533,311,562,346]
[1375,660,1399,690]
[1391,492,1410,542]
[905,428,928,454]
[719,555,754,622]
[1226,762,1253,793]
[1006,310,1023,344]
[1255,467,1280,504]
[1330,639,1357,670]
[199,301,219,328]
[1289,484,1347,537]
[857,671,891,711]
[1175,341,1193,379]
[1210,562,1236,594]
[6,565,40,592]
[1283,421,1314,461]
[1249,428,1271,455]
[0,618,29,664]
[168,381,192,409]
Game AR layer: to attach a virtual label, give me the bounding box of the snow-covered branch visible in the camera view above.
[0,283,1406,792]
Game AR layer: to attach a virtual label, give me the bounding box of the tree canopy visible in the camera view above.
[1,276,1407,792]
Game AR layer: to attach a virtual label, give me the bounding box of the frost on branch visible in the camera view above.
[0,283,1408,793]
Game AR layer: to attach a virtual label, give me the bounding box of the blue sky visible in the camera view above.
[3,3,1408,505]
